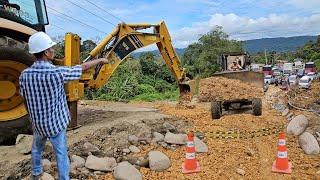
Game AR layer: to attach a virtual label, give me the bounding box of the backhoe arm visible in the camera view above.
[81,21,189,92]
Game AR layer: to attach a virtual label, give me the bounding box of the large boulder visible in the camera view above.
[85,155,117,171]
[194,137,208,153]
[113,161,142,180]
[148,151,171,171]
[299,132,320,155]
[286,115,308,135]
[129,145,140,153]
[71,155,85,168]
[83,142,99,153]
[164,132,187,145]
[15,134,33,154]
[152,132,164,142]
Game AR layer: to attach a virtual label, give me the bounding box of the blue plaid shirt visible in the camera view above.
[19,61,82,137]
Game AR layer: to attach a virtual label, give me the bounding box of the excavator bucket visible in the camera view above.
[212,70,264,88]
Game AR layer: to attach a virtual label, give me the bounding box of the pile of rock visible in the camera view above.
[16,121,209,179]
[271,98,319,155]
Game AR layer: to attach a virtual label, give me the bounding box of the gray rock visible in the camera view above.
[286,115,308,135]
[40,172,54,180]
[148,151,171,171]
[136,157,149,167]
[164,132,187,145]
[71,155,85,168]
[163,122,176,132]
[83,142,99,153]
[236,168,245,176]
[194,137,208,153]
[281,108,289,116]
[153,132,165,142]
[128,135,139,145]
[15,134,33,154]
[158,141,168,148]
[126,156,138,165]
[129,145,140,153]
[113,161,142,180]
[195,131,205,140]
[299,132,320,155]
[42,159,51,172]
[123,148,131,153]
[85,155,117,171]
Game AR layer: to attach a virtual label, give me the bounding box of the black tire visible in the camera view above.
[0,36,34,144]
[211,101,222,119]
[252,98,262,116]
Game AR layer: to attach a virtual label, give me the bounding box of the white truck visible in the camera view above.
[283,63,293,75]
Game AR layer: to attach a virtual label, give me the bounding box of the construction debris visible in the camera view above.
[199,77,263,102]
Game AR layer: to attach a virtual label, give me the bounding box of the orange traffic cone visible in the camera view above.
[182,132,201,174]
[272,132,292,174]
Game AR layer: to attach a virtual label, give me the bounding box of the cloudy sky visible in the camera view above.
[45,0,320,50]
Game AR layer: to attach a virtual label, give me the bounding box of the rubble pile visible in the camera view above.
[199,77,263,102]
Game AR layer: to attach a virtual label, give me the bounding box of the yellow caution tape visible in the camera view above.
[207,124,286,139]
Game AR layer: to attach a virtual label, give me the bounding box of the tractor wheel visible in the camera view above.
[252,98,262,116]
[0,36,34,144]
[211,101,222,119]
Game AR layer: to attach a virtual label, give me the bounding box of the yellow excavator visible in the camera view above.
[0,0,190,143]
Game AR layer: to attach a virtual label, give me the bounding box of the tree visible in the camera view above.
[182,26,243,78]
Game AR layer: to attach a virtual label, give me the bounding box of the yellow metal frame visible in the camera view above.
[83,21,187,89]
[64,33,84,101]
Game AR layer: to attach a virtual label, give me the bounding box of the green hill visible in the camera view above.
[132,35,318,56]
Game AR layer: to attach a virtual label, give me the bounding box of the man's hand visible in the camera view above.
[81,58,109,71]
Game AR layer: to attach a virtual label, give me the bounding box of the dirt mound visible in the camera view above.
[289,82,320,111]
[199,77,263,102]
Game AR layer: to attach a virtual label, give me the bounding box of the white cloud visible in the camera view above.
[171,13,320,48]
[287,0,320,12]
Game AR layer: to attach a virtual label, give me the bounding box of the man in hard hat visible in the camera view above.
[19,32,108,180]
[229,61,243,71]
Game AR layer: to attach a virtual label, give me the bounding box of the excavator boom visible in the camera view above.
[80,21,189,93]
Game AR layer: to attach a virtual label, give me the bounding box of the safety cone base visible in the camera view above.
[271,161,292,174]
[182,161,201,174]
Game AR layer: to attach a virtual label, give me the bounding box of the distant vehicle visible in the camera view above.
[283,63,293,75]
[307,72,317,81]
[288,75,298,85]
[305,62,316,74]
[293,60,304,70]
[264,75,273,84]
[262,65,273,76]
[297,69,305,78]
[273,68,282,77]
[251,64,260,71]
[299,76,312,89]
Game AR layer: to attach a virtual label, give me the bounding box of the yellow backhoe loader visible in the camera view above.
[0,0,190,143]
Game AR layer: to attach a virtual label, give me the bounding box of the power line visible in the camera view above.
[63,0,116,26]
[47,6,108,34]
[49,24,65,31]
[83,0,124,22]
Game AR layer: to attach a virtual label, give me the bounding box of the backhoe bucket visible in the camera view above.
[212,70,264,88]
[178,82,194,102]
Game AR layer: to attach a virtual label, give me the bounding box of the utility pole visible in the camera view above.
[264,48,268,65]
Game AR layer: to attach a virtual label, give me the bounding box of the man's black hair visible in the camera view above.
[33,51,45,59]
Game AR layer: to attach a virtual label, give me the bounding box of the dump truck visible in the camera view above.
[208,52,264,119]
[0,0,190,143]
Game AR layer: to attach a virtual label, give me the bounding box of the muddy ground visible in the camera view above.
[0,86,319,179]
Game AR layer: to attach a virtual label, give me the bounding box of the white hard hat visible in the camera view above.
[28,32,56,54]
